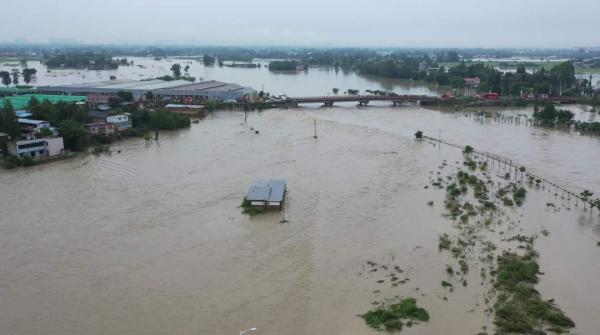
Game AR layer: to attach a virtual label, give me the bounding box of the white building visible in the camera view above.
[7,137,65,158]
[8,139,48,158]
[18,118,51,133]
[106,114,132,132]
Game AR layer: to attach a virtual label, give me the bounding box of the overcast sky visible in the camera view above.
[1,0,599,48]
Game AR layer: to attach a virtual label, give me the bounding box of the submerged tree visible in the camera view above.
[0,100,21,138]
[22,68,37,84]
[11,71,19,86]
[170,63,182,78]
[0,71,11,87]
[463,145,474,154]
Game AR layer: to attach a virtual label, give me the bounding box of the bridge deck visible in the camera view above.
[289,95,438,103]
[283,95,583,105]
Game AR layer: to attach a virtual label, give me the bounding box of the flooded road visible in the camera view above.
[1,107,599,334]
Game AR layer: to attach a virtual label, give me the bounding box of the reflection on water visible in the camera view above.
[1,107,599,334]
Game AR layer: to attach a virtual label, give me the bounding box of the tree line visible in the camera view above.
[0,68,37,86]
[43,52,122,69]
[533,103,600,134]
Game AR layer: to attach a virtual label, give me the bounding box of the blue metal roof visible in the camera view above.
[267,180,286,202]
[247,179,286,202]
[15,110,32,118]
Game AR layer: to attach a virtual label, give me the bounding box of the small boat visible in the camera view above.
[192,119,200,124]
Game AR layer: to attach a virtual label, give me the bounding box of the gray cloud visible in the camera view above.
[1,0,598,47]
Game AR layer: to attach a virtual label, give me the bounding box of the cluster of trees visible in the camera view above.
[171,63,182,78]
[203,55,216,66]
[159,63,195,82]
[0,100,20,138]
[268,61,301,71]
[357,55,430,81]
[533,103,600,134]
[130,109,191,132]
[0,68,37,86]
[574,121,600,134]
[533,103,575,126]
[43,52,120,69]
[427,62,500,90]
[117,58,131,66]
[357,56,583,96]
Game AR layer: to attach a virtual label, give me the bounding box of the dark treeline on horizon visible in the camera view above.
[2,44,600,60]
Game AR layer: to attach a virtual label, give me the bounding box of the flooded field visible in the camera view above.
[1,106,599,334]
[0,57,441,97]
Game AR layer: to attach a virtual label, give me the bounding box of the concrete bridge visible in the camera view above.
[287,95,439,107]
[266,94,584,108]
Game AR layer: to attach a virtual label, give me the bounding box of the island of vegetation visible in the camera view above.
[268,60,302,71]
[43,52,129,70]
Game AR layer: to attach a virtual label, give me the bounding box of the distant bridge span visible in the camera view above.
[287,95,439,106]
[278,94,583,107]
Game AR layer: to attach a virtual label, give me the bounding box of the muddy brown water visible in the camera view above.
[1,107,599,334]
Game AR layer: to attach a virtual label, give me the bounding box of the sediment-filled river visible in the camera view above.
[1,105,599,334]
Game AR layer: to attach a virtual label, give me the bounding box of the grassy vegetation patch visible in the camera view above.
[438,234,451,251]
[1,155,36,169]
[493,251,575,334]
[240,198,265,216]
[361,297,429,332]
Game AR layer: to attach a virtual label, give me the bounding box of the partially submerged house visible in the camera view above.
[246,179,287,209]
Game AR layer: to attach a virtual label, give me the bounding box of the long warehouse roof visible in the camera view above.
[38,79,253,92]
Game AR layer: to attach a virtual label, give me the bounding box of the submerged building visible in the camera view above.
[37,79,256,102]
[246,179,287,209]
[7,137,64,158]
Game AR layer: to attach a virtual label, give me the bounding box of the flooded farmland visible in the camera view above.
[1,105,599,334]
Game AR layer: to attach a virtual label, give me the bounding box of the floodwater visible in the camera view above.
[0,57,441,96]
[1,106,600,335]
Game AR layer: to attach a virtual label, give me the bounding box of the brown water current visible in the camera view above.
[1,107,599,334]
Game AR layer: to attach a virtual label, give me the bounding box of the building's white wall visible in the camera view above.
[106,115,129,123]
[8,139,47,157]
[46,137,65,156]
